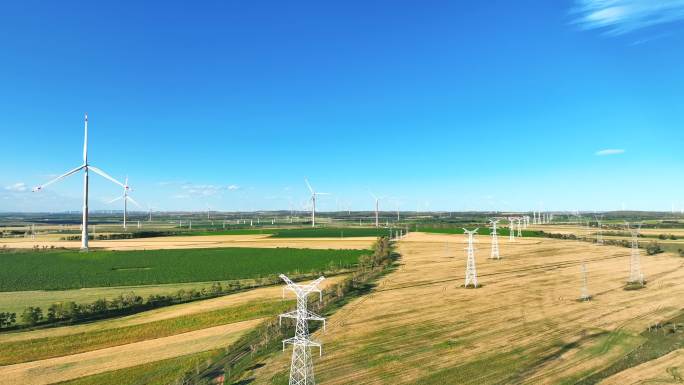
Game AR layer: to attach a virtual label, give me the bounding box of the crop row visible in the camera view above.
[0,247,365,292]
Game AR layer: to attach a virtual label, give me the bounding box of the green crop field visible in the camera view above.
[268,228,396,238]
[0,248,366,291]
[0,300,291,365]
[58,349,222,385]
[416,226,542,237]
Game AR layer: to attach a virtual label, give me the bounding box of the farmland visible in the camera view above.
[0,232,378,251]
[416,225,542,237]
[247,232,684,384]
[0,276,347,384]
[181,227,399,238]
[0,300,291,365]
[1,219,683,384]
[0,247,365,291]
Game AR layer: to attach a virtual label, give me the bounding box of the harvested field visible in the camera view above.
[249,232,684,384]
[0,234,376,251]
[0,319,259,385]
[600,349,684,384]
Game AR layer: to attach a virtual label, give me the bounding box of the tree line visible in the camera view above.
[0,267,354,330]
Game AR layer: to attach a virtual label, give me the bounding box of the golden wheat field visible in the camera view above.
[248,232,684,384]
[0,234,375,251]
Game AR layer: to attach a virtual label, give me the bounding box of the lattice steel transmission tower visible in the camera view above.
[626,223,644,285]
[579,262,591,301]
[595,214,604,245]
[463,228,479,288]
[489,219,500,260]
[508,217,516,241]
[279,274,326,385]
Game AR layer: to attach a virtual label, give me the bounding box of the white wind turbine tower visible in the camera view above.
[33,113,124,251]
[108,177,141,230]
[370,192,383,228]
[305,179,329,228]
[147,204,156,222]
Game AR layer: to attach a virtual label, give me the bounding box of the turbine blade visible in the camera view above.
[108,196,124,204]
[89,166,125,187]
[304,178,314,194]
[126,195,142,208]
[33,165,85,192]
[316,192,331,195]
[83,113,88,164]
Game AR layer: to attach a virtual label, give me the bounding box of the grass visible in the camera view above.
[418,347,530,385]
[576,311,684,384]
[56,349,222,385]
[180,228,277,236]
[0,247,365,291]
[0,299,292,365]
[0,281,249,315]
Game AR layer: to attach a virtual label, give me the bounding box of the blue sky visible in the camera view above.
[1,0,683,213]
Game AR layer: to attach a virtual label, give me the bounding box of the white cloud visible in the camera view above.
[4,182,28,192]
[595,148,625,156]
[573,0,684,35]
[181,184,222,197]
[176,183,240,197]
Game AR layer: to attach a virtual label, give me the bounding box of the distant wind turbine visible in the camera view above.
[305,178,329,227]
[147,203,155,222]
[370,192,384,228]
[32,113,125,251]
[108,177,141,230]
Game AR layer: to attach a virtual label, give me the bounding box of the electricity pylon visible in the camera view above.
[463,228,479,288]
[508,217,516,241]
[580,262,591,301]
[595,214,604,245]
[626,222,644,285]
[279,274,326,385]
[489,219,500,260]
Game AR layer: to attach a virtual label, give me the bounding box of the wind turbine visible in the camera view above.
[305,178,329,227]
[370,192,383,228]
[108,177,141,230]
[33,113,125,251]
[147,203,156,222]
